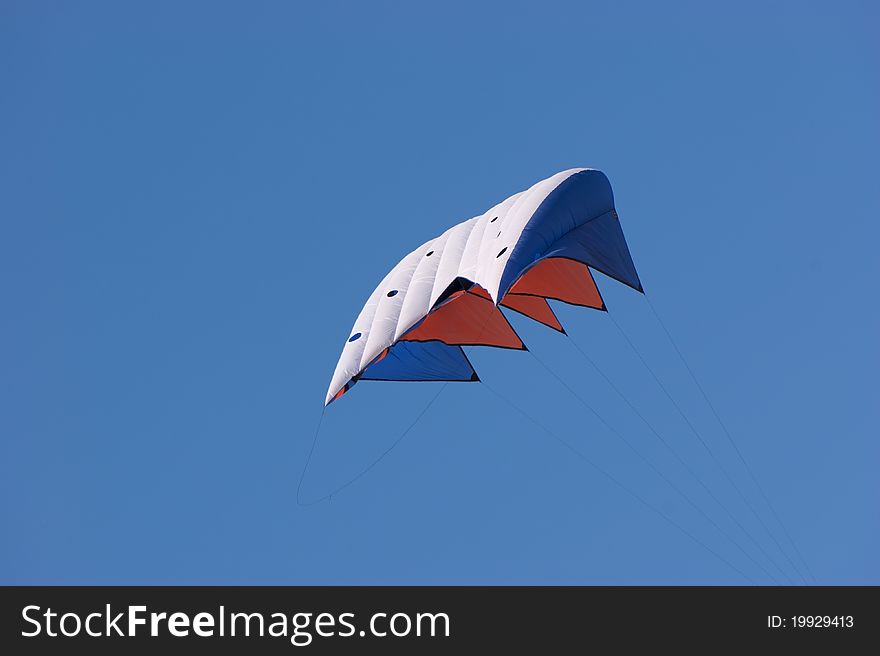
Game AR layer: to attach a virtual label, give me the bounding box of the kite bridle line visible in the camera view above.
[522,342,788,584]
[543,323,797,583]
[296,384,449,507]
[640,293,817,584]
[604,308,811,585]
[531,255,813,584]
[477,378,757,584]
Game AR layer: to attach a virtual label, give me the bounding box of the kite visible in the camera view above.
[325,168,642,406]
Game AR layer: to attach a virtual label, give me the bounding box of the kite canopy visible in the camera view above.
[325,168,641,405]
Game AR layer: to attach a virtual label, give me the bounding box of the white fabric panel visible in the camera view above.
[357,249,422,372]
[456,214,491,287]
[326,285,383,401]
[423,219,478,322]
[393,230,449,341]
[325,168,585,404]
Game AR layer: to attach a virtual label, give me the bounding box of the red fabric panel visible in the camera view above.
[401,291,524,349]
[508,257,604,308]
[468,285,492,300]
[501,294,564,331]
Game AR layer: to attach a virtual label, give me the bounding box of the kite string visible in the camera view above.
[607,306,809,584]
[524,345,782,584]
[478,377,756,584]
[296,384,448,506]
[557,331,793,584]
[296,407,326,506]
[643,294,817,583]
[543,258,790,581]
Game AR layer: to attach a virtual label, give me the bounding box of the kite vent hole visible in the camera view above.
[348,332,362,343]
[497,231,502,238]
[496,247,507,258]
[426,250,434,257]
[490,216,499,223]
[387,290,399,297]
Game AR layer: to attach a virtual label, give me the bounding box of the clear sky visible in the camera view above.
[1,1,877,584]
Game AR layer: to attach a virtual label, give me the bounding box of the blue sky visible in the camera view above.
[1,1,877,584]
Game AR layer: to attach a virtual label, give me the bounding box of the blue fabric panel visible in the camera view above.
[498,169,642,297]
[360,340,476,382]
[544,210,642,291]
